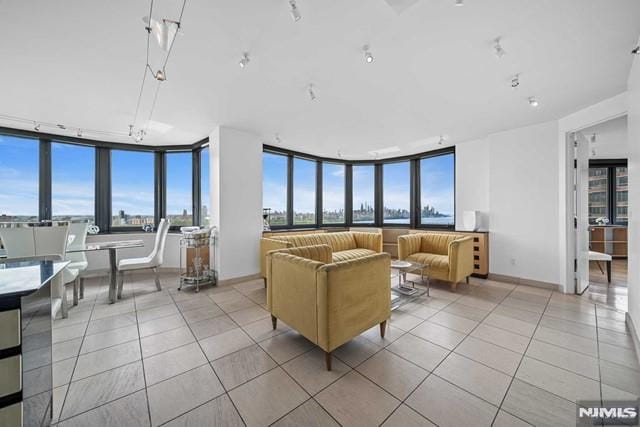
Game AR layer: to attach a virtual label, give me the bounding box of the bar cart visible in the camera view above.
[178,227,217,292]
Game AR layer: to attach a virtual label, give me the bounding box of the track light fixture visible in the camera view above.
[308,84,317,101]
[239,52,250,69]
[493,37,506,58]
[363,45,374,63]
[511,74,520,89]
[438,135,446,145]
[289,0,302,22]
[57,124,66,130]
[33,122,40,131]
[632,46,640,55]
[77,129,83,137]
[274,134,282,145]
[154,69,166,81]
[528,96,539,107]
[128,124,134,137]
[590,133,597,144]
[455,0,464,6]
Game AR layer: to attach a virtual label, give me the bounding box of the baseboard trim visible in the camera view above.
[625,313,640,367]
[217,273,262,287]
[488,273,561,291]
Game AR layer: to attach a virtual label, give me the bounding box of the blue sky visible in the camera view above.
[0,135,39,216]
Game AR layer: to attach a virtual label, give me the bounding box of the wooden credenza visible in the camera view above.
[409,229,490,278]
[590,226,627,258]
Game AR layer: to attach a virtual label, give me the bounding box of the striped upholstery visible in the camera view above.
[332,248,377,263]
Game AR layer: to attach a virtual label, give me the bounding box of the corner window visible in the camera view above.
[166,152,193,226]
[0,135,39,222]
[262,152,288,226]
[52,142,95,222]
[111,150,155,228]
[293,157,316,225]
[420,153,455,226]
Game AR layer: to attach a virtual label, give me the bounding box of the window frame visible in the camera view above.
[0,126,209,234]
[262,145,455,230]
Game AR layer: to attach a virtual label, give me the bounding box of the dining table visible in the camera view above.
[67,240,144,304]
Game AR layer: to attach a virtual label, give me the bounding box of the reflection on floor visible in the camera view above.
[584,258,627,312]
[40,272,640,426]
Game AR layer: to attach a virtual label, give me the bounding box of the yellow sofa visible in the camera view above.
[260,231,383,281]
[266,244,390,370]
[398,233,473,291]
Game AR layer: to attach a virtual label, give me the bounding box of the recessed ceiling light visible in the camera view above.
[289,0,302,22]
[239,52,250,69]
[511,74,520,89]
[494,37,506,58]
[363,45,374,63]
[308,84,317,101]
[455,0,464,6]
[528,96,539,107]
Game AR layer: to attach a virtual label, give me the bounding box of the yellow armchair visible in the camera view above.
[266,244,391,370]
[398,233,473,291]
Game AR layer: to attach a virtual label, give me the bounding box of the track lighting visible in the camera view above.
[289,0,302,22]
[493,38,506,58]
[308,84,316,101]
[128,124,134,137]
[363,45,374,63]
[77,129,83,137]
[438,135,446,145]
[239,53,250,69]
[57,124,66,130]
[142,16,180,52]
[34,123,40,131]
[590,133,597,144]
[632,46,640,55]
[455,0,464,6]
[274,134,282,145]
[528,96,539,107]
[134,129,146,143]
[511,74,520,89]
[154,69,166,81]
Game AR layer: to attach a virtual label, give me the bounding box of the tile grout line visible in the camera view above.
[489,283,553,426]
[132,278,156,427]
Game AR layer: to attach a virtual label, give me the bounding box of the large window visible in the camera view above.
[166,152,193,226]
[420,153,455,226]
[588,162,627,225]
[352,165,375,224]
[111,150,155,228]
[293,157,316,225]
[383,162,410,224]
[52,143,95,222]
[200,147,210,227]
[588,167,608,223]
[0,135,39,222]
[322,163,345,224]
[263,152,288,226]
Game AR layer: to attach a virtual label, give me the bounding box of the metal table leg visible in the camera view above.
[108,248,117,304]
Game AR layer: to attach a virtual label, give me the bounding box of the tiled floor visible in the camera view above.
[39,272,640,426]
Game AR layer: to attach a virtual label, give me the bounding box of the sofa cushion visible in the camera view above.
[276,232,358,252]
[332,248,377,263]
[407,252,449,274]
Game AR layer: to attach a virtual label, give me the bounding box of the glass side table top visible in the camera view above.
[390,260,430,310]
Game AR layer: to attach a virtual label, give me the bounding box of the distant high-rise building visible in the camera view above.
[182,209,188,217]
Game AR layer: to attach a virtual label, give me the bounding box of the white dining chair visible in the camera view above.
[117,219,170,298]
[33,225,80,317]
[0,227,35,257]
[67,222,89,299]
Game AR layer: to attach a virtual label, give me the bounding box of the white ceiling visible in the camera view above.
[1,0,639,158]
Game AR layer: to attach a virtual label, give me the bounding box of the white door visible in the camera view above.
[575,132,590,294]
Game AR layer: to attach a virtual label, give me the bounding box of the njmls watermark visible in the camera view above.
[577,400,639,426]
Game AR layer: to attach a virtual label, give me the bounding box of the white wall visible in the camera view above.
[581,115,628,159]
[210,126,263,280]
[455,139,490,231]
[627,45,640,333]
[487,121,562,285]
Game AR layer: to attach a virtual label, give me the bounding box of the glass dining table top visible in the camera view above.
[0,260,69,298]
[66,240,144,253]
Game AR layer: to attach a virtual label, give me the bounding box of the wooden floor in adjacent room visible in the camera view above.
[584,258,628,312]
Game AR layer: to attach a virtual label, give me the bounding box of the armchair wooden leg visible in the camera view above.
[79,277,85,299]
[325,351,332,371]
[465,276,470,284]
[117,271,124,299]
[380,320,387,338]
[271,315,277,330]
[153,268,162,291]
[72,278,79,306]
[451,282,458,292]
[264,277,267,288]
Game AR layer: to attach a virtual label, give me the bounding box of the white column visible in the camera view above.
[209,126,263,281]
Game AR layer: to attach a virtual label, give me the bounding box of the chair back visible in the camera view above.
[34,225,69,258]
[0,228,36,257]
[149,219,170,266]
[67,222,89,263]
